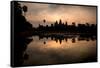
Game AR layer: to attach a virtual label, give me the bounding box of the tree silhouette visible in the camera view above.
[11,1,33,67]
[43,19,46,23]
[22,5,28,16]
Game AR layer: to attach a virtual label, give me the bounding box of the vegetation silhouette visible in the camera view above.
[32,19,97,44]
[11,1,33,67]
[11,1,97,66]
[33,19,97,35]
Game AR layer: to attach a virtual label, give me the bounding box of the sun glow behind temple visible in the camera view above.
[20,2,97,27]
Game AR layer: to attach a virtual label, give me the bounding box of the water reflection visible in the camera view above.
[23,34,97,66]
[13,36,33,66]
[37,34,96,44]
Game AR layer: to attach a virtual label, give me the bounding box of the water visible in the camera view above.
[23,35,97,65]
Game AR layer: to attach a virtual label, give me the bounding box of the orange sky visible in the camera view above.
[20,2,97,27]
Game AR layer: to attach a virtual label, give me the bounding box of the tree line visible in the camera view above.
[33,19,97,34]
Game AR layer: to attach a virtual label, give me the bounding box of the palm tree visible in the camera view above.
[22,5,28,16]
[43,19,46,26]
[43,19,46,23]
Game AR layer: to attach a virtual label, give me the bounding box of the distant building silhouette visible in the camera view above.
[33,19,97,35]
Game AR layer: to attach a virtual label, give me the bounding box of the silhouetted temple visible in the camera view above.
[33,19,97,35]
[11,1,97,67]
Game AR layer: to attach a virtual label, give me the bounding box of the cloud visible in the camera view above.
[19,2,97,27]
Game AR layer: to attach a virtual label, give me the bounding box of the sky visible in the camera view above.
[19,2,97,27]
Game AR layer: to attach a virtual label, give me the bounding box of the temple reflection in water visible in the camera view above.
[22,34,97,66]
